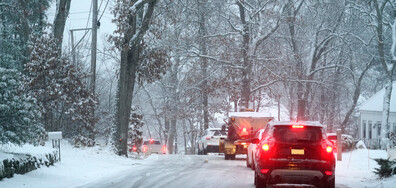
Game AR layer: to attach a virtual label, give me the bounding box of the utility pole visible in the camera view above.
[90,0,98,140]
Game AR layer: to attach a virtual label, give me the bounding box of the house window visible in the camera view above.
[368,121,372,139]
[362,120,366,138]
[393,123,396,133]
[377,121,381,136]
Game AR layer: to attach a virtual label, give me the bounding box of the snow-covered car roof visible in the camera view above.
[206,127,222,131]
[269,121,325,127]
[228,112,273,118]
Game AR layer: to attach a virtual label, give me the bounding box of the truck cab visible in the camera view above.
[219,111,273,160]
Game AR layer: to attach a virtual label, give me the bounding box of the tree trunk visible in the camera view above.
[115,46,139,156]
[53,0,71,53]
[198,0,209,130]
[237,1,251,109]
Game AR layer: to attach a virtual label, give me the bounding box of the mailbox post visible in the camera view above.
[337,129,342,161]
[48,132,62,161]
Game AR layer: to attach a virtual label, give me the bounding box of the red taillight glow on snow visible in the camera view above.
[325,171,333,176]
[292,125,304,129]
[262,144,269,151]
[142,145,147,152]
[260,169,269,174]
[326,146,333,153]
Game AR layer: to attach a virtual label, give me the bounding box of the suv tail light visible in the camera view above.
[162,145,167,153]
[262,144,269,151]
[132,145,137,152]
[326,146,333,153]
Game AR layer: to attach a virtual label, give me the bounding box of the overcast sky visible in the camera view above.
[47,0,116,54]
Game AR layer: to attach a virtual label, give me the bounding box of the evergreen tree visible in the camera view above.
[0,0,50,70]
[0,68,45,145]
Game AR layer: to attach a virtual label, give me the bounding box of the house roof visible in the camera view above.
[359,82,396,112]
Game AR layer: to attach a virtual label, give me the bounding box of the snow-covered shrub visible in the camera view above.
[342,134,355,151]
[373,158,396,178]
[73,135,96,147]
[0,152,58,180]
[356,140,367,149]
[0,68,45,146]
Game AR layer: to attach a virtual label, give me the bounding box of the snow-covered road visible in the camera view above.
[1,141,395,188]
[76,154,254,188]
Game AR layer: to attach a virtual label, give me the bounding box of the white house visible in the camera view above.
[359,82,396,148]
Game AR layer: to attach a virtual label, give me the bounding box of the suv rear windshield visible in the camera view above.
[143,141,161,145]
[273,126,323,143]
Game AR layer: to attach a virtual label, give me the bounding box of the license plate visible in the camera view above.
[291,149,304,155]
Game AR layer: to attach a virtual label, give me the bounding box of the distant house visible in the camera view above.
[359,82,396,148]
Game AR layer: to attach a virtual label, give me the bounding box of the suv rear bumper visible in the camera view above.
[256,159,335,185]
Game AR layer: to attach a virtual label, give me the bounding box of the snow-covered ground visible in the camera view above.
[0,141,395,188]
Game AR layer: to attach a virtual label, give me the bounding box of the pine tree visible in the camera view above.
[0,68,45,145]
[0,0,50,70]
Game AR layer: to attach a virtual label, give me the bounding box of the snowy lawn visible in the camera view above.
[336,149,396,188]
[0,141,395,188]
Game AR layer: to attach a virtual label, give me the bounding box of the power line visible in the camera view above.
[98,0,110,22]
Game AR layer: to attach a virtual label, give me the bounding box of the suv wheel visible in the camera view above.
[254,171,266,188]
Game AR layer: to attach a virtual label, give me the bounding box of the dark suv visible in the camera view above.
[253,121,335,188]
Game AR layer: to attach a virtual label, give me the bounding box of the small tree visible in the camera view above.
[373,158,396,178]
[0,68,45,145]
[24,33,97,143]
[128,106,144,152]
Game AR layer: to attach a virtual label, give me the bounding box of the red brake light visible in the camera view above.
[326,146,333,153]
[325,171,333,176]
[260,169,269,174]
[242,127,247,132]
[262,144,269,151]
[162,145,166,153]
[132,146,137,152]
[150,138,154,144]
[292,125,304,129]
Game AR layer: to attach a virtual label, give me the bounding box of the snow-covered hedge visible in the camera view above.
[0,151,58,180]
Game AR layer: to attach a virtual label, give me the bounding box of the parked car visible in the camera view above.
[253,121,335,188]
[197,128,227,155]
[247,128,265,170]
[142,139,167,154]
